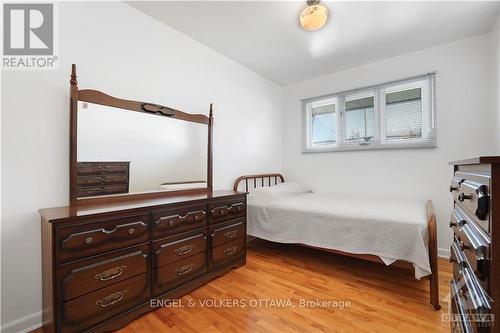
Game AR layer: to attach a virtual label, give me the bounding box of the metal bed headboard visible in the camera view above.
[233,173,285,192]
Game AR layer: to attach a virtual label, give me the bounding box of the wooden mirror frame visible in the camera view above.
[69,64,213,206]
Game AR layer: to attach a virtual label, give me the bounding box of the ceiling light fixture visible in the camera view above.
[300,0,329,32]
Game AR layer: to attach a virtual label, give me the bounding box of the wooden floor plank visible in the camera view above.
[31,239,453,333]
[120,239,452,333]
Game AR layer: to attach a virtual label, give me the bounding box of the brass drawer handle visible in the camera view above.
[85,236,93,244]
[224,247,237,256]
[224,231,237,239]
[175,244,193,256]
[175,264,193,276]
[128,228,135,235]
[96,290,127,307]
[95,265,126,281]
[158,210,206,227]
[211,203,245,217]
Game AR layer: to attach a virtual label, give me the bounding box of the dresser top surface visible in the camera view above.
[39,190,246,223]
[449,156,500,166]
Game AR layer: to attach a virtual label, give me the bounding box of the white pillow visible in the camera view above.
[248,182,312,205]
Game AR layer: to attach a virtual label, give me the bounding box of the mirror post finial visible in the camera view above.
[209,103,213,117]
[70,64,78,86]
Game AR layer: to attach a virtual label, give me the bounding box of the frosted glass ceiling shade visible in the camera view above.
[300,1,328,31]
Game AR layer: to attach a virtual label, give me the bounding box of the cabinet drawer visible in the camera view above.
[76,184,129,198]
[77,162,129,174]
[212,237,245,266]
[77,174,129,186]
[453,268,492,332]
[208,198,246,224]
[153,252,207,296]
[61,273,149,333]
[58,244,148,301]
[57,215,149,263]
[152,204,207,237]
[153,229,207,267]
[456,179,490,222]
[450,206,491,280]
[210,219,245,248]
[450,279,475,333]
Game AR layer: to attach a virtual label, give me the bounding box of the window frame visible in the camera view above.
[302,73,436,153]
[306,97,338,148]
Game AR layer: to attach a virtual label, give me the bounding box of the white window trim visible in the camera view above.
[302,73,437,154]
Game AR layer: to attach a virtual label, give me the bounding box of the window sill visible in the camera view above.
[303,140,437,154]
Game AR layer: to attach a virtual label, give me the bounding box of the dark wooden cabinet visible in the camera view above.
[76,162,130,198]
[40,190,246,333]
[449,157,500,333]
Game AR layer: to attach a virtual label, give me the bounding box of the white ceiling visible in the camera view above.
[127,1,500,86]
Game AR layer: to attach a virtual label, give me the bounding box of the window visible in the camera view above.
[303,74,436,152]
[308,98,338,147]
[344,93,376,144]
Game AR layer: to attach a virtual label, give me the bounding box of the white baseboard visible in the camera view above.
[1,310,42,333]
[438,247,450,259]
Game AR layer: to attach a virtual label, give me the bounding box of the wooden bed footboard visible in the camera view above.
[233,173,440,310]
[426,199,441,310]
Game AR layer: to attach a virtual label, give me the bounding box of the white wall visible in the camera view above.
[281,32,500,256]
[495,13,500,140]
[0,2,282,332]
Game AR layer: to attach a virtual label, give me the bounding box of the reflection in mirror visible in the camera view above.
[76,101,207,199]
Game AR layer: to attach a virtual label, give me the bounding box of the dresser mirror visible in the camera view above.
[69,64,213,205]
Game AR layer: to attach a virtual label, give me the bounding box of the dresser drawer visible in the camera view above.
[451,205,490,248]
[61,273,149,333]
[57,215,149,263]
[153,252,207,296]
[77,162,129,175]
[450,206,491,280]
[211,237,245,266]
[450,279,475,333]
[152,204,207,237]
[76,184,129,198]
[210,219,245,248]
[77,174,129,186]
[453,268,492,332]
[58,244,149,301]
[208,198,246,224]
[456,179,490,222]
[153,229,207,267]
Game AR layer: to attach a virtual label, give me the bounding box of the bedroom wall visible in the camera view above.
[281,31,500,256]
[496,13,500,142]
[0,2,282,332]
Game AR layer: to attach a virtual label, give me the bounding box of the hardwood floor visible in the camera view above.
[121,239,451,333]
[32,239,453,333]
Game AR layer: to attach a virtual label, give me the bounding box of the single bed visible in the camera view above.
[233,173,440,310]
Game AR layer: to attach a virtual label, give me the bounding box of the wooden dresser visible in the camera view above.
[39,190,247,333]
[76,162,130,198]
[449,157,500,333]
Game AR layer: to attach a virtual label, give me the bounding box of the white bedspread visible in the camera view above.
[247,184,431,279]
